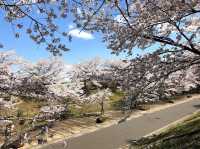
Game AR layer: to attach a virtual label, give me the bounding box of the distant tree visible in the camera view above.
[83,88,111,115]
[0,50,21,97]
[102,59,127,91]
[71,57,104,95]
[183,63,200,92]
[17,57,65,100]
[50,78,85,103]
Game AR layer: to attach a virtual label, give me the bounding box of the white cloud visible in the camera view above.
[68,24,75,30]
[68,29,94,40]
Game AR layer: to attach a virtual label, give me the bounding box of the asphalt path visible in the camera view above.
[42,97,200,149]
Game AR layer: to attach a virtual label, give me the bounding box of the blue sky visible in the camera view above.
[0,12,149,64]
[0,23,120,64]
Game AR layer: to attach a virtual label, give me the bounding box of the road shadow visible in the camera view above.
[193,104,200,109]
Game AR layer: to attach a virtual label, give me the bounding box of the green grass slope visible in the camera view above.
[129,111,200,149]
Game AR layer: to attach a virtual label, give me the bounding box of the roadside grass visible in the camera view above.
[129,111,200,149]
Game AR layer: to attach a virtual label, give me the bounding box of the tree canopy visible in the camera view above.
[1,0,200,57]
[1,0,200,108]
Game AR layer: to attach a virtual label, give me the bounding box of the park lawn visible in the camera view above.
[1,99,46,135]
[129,111,200,149]
[68,103,100,117]
[109,90,125,110]
[67,90,125,117]
[109,90,124,101]
[15,100,46,117]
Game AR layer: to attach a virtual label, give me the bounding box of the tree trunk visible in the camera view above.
[100,101,104,115]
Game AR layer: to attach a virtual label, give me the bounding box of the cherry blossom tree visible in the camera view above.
[1,0,200,59]
[70,58,119,114]
[49,78,85,104]
[71,57,104,95]
[102,59,128,91]
[1,1,200,90]
[74,0,200,98]
[73,0,200,56]
[17,57,66,100]
[108,51,200,109]
[0,0,71,55]
[80,88,112,115]
[0,50,22,97]
[73,1,200,87]
[183,64,200,91]
[72,57,103,80]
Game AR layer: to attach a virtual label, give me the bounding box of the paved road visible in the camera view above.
[42,98,200,149]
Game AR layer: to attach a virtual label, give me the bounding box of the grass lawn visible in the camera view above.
[109,90,125,110]
[15,100,45,117]
[0,98,47,143]
[129,111,200,149]
[67,90,125,117]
